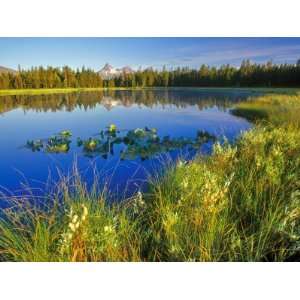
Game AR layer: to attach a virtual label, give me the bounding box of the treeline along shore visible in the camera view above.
[1,59,300,90]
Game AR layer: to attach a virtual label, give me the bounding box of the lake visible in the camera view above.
[0,88,254,201]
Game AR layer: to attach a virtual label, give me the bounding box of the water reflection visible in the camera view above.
[0,88,253,198]
[0,88,255,114]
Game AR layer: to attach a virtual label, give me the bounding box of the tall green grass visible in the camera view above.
[0,88,103,96]
[1,87,299,97]
[0,177,142,262]
[232,92,300,126]
[0,93,300,261]
[0,87,140,97]
[145,124,300,261]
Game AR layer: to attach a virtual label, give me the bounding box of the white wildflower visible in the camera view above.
[80,205,88,221]
[72,214,78,224]
[177,160,186,168]
[69,222,76,232]
[104,225,113,233]
[182,179,188,189]
[82,204,88,217]
[137,191,145,206]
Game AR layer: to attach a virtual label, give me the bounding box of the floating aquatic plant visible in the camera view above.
[107,124,118,137]
[26,130,72,154]
[46,133,72,153]
[109,124,117,132]
[26,139,44,152]
[46,142,70,153]
[83,138,98,151]
[196,130,217,143]
[60,130,72,138]
[26,126,216,159]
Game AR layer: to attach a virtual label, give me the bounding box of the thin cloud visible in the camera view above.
[161,43,300,67]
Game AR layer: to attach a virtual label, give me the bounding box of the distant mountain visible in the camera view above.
[121,66,134,74]
[98,63,134,79]
[0,66,16,74]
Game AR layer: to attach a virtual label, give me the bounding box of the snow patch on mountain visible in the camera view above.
[98,63,134,79]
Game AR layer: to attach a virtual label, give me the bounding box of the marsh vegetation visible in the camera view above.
[0,90,299,261]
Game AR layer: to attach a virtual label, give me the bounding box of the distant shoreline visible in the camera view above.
[0,87,130,97]
[0,86,300,97]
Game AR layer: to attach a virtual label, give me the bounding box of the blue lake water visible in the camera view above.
[0,88,254,201]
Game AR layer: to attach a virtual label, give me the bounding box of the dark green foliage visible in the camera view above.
[1,59,300,90]
[0,66,103,89]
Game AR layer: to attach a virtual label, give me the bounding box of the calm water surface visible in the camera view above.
[0,88,254,199]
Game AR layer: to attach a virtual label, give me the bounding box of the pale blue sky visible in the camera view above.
[1,37,300,70]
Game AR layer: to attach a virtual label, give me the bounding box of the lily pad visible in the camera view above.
[26,125,216,160]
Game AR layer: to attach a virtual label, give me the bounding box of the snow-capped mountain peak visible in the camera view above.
[98,63,134,79]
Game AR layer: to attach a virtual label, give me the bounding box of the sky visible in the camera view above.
[1,37,300,71]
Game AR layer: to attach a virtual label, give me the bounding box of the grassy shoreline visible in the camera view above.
[0,86,300,97]
[0,87,129,96]
[0,92,300,261]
